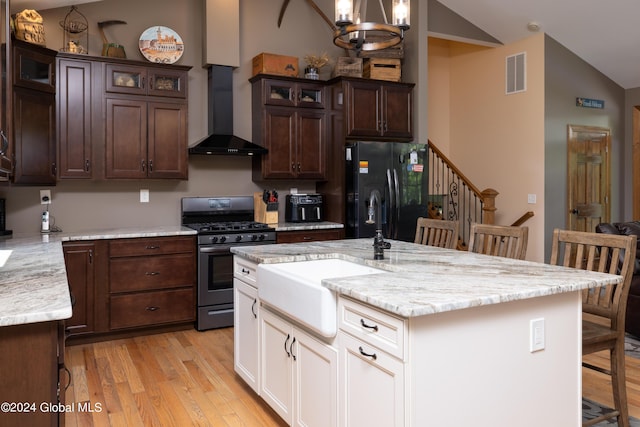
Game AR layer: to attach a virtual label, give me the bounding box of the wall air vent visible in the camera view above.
[506,52,526,94]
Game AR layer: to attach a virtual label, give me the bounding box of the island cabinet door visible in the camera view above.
[261,308,294,424]
[338,331,405,427]
[234,278,260,394]
[260,308,338,427]
[292,327,338,427]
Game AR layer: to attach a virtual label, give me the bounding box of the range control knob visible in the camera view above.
[235,235,243,242]
[258,234,266,241]
[210,236,218,243]
[219,236,227,243]
[250,234,258,241]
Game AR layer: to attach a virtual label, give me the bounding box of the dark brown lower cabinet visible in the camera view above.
[62,242,96,337]
[63,236,196,343]
[110,288,195,330]
[0,321,66,427]
[276,228,343,243]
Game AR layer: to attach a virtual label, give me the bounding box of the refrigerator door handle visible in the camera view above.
[386,169,395,238]
[393,168,400,240]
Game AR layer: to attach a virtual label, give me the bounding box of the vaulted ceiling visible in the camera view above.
[437,0,640,89]
[12,0,640,89]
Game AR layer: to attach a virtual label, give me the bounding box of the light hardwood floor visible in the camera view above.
[583,350,640,419]
[65,328,640,426]
[64,328,286,427]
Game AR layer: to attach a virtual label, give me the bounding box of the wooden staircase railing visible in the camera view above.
[511,211,534,227]
[426,140,498,245]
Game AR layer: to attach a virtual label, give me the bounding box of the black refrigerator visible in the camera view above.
[345,141,429,242]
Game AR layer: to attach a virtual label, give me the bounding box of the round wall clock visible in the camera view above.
[138,26,184,64]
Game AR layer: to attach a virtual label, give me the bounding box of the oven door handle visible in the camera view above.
[208,308,234,315]
[199,246,231,254]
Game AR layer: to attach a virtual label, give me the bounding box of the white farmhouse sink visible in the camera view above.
[258,259,385,337]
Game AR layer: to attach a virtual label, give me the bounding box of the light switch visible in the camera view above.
[527,194,537,204]
[530,318,545,352]
[140,189,149,203]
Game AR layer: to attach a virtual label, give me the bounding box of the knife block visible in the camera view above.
[253,193,279,225]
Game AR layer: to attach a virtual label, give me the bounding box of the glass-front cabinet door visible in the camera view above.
[105,63,149,96]
[263,78,324,109]
[12,39,56,93]
[106,63,187,98]
[147,68,187,98]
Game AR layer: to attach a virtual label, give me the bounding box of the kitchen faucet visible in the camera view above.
[366,190,391,260]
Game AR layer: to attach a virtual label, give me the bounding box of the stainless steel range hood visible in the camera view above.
[189,65,267,156]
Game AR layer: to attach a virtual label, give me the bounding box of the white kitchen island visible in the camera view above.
[231,239,621,427]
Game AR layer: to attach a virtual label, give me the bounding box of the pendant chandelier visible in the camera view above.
[334,0,410,53]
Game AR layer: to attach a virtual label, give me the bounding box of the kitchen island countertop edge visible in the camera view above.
[231,238,621,317]
[0,226,197,327]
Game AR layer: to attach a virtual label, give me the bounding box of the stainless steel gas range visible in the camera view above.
[181,196,276,330]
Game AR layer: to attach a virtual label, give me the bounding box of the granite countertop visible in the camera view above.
[0,226,196,327]
[274,221,344,232]
[231,238,621,318]
[61,225,196,242]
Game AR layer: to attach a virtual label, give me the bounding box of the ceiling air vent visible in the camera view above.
[506,52,526,94]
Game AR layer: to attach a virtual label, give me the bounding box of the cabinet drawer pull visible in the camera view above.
[85,159,90,172]
[241,268,251,274]
[285,333,291,357]
[251,299,257,318]
[146,245,160,250]
[360,318,379,332]
[145,271,160,276]
[358,346,377,360]
[145,306,159,311]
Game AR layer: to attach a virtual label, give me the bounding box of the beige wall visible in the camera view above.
[2,0,345,233]
[428,33,546,261]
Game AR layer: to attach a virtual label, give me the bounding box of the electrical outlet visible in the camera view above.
[140,189,150,203]
[40,189,51,205]
[527,194,537,204]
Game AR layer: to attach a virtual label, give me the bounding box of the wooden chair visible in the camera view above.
[549,228,636,427]
[414,217,459,249]
[467,223,529,260]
